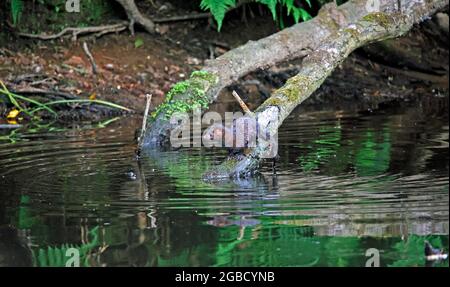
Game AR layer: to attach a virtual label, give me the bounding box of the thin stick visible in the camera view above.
[232,90,253,115]
[18,22,128,40]
[154,13,211,23]
[12,88,78,100]
[82,42,98,75]
[138,94,152,148]
[0,124,22,129]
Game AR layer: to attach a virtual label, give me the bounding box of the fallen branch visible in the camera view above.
[141,0,447,178]
[145,0,398,147]
[205,0,448,178]
[82,42,98,75]
[18,22,128,41]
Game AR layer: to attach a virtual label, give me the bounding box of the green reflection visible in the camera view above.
[355,128,391,176]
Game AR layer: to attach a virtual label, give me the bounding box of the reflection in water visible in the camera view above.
[0,97,448,267]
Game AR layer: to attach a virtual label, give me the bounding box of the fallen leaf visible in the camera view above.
[135,38,144,49]
[7,109,20,119]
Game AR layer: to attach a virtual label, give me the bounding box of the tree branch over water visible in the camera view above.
[142,0,448,178]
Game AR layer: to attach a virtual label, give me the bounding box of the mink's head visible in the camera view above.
[203,123,226,141]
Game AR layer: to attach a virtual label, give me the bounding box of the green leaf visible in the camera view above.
[293,7,301,23]
[257,0,278,21]
[134,37,144,48]
[200,0,236,31]
[282,0,295,16]
[11,0,23,26]
[299,8,312,21]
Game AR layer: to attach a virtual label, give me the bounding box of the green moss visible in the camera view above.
[362,12,392,29]
[165,81,190,102]
[190,70,218,84]
[261,97,283,107]
[344,27,360,39]
[259,75,313,109]
[278,76,309,101]
[150,71,219,120]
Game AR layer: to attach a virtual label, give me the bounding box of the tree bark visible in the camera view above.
[142,0,447,177]
[204,0,448,179]
[143,0,446,148]
[115,0,155,34]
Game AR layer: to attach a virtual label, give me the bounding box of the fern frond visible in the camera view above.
[298,7,312,21]
[200,0,236,31]
[282,0,295,15]
[11,0,23,26]
[256,0,278,21]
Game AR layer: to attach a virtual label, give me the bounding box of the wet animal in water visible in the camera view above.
[203,116,258,160]
[203,91,258,160]
[203,90,279,171]
[424,240,448,261]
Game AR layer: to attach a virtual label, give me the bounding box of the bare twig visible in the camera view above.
[82,42,98,75]
[232,90,253,115]
[154,13,211,23]
[18,22,128,41]
[208,45,215,59]
[211,41,231,50]
[138,94,153,149]
[10,88,79,100]
[0,124,22,129]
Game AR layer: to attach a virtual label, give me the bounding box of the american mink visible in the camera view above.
[203,115,258,158]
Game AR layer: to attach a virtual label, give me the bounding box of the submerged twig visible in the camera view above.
[138,94,152,150]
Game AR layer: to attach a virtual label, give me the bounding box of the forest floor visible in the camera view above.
[0,3,448,124]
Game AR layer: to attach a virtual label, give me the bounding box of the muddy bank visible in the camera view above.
[0,4,278,122]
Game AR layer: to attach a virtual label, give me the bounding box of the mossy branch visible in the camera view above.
[204,0,448,178]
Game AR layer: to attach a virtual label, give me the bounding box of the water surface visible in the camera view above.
[0,97,448,267]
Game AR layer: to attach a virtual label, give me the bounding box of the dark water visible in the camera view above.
[0,97,448,267]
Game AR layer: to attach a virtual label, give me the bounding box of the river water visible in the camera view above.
[0,96,448,267]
